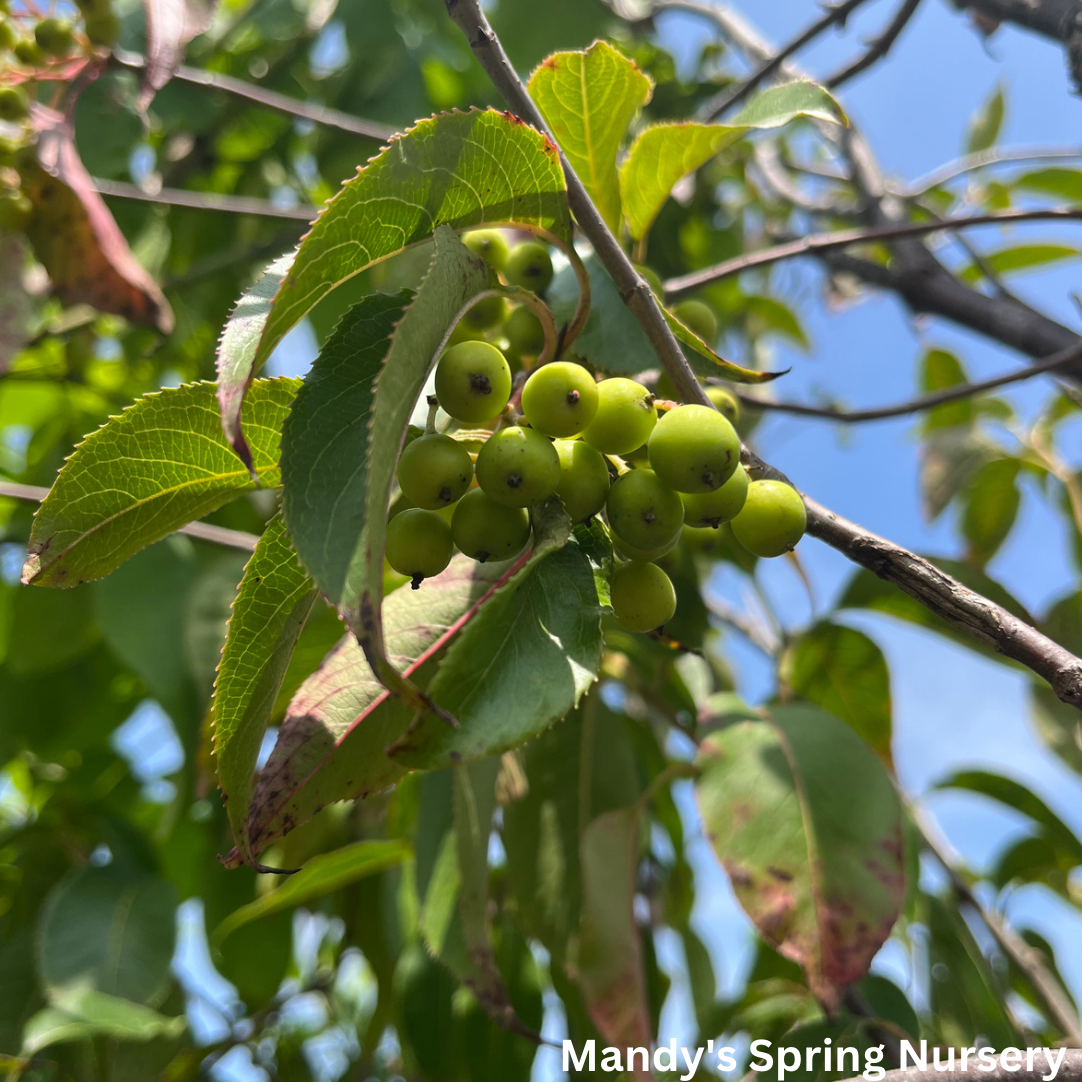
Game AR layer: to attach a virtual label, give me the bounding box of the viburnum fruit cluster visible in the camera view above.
[385,232,807,635]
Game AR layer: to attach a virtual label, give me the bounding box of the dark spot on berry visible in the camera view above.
[477,551,490,563]
[410,574,424,590]
[566,389,580,405]
[438,486,452,503]
[701,471,715,487]
[643,508,656,524]
[469,372,492,396]
[506,472,522,489]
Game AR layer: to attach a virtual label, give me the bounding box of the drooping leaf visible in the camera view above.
[233,554,520,863]
[280,229,497,719]
[220,108,571,455]
[37,866,177,1005]
[965,83,1005,155]
[619,81,846,241]
[577,806,653,1073]
[22,379,295,588]
[22,990,185,1056]
[214,839,410,941]
[139,0,217,110]
[1014,167,1082,204]
[387,523,610,771]
[213,515,321,868]
[782,621,892,763]
[962,457,1021,566]
[921,348,972,431]
[23,107,172,333]
[528,40,653,232]
[696,704,905,1008]
[959,243,1081,285]
[920,428,999,520]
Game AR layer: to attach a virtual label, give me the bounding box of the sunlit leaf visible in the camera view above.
[139,0,217,109]
[22,991,185,1056]
[965,83,1005,155]
[962,457,1021,566]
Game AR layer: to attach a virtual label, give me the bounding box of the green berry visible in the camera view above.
[680,464,749,527]
[0,190,31,232]
[446,319,486,346]
[504,305,546,356]
[434,341,512,423]
[35,16,75,55]
[463,229,509,272]
[505,240,553,293]
[461,293,508,332]
[634,263,663,297]
[0,21,16,52]
[707,385,741,425]
[647,404,740,494]
[606,468,683,552]
[385,508,454,587]
[730,479,807,558]
[451,489,530,563]
[0,85,28,121]
[581,378,657,455]
[84,9,120,46]
[521,360,599,438]
[672,299,717,343]
[553,439,610,523]
[610,561,676,633]
[13,38,45,65]
[475,425,560,507]
[397,434,473,510]
[613,533,678,563]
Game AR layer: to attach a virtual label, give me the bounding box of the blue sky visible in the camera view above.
[258,2,1082,1075]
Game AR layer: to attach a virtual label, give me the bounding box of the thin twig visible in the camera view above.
[735,339,1082,423]
[697,0,874,119]
[906,143,1082,196]
[441,0,1082,715]
[913,805,1082,1045]
[113,52,397,142]
[0,480,259,552]
[838,1053,1082,1082]
[826,0,924,88]
[704,596,779,656]
[91,177,320,221]
[664,206,1082,298]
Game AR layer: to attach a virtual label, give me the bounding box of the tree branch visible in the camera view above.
[736,339,1082,423]
[826,0,924,88]
[904,143,1082,195]
[697,0,874,119]
[90,177,319,220]
[0,480,259,552]
[840,1052,1082,1082]
[114,52,398,142]
[442,0,1082,715]
[914,805,1082,1045]
[663,206,1082,296]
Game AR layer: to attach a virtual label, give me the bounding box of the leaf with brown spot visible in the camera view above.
[24,107,173,333]
[140,0,217,110]
[695,704,905,1009]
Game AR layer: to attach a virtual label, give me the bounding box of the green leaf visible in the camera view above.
[920,428,999,520]
[1031,681,1082,774]
[214,838,411,942]
[22,990,185,1056]
[959,244,1081,285]
[222,109,572,453]
[696,704,904,1008]
[528,41,653,232]
[577,806,653,1059]
[234,554,519,863]
[38,866,176,1005]
[280,229,496,721]
[213,515,321,868]
[921,348,972,432]
[782,621,892,762]
[745,294,810,349]
[619,81,845,241]
[965,83,1005,155]
[962,457,1021,567]
[387,524,610,771]
[1014,167,1082,204]
[22,379,296,588]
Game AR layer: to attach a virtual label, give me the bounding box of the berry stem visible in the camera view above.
[424,394,440,436]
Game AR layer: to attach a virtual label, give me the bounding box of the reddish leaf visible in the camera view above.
[140,0,217,109]
[23,107,173,333]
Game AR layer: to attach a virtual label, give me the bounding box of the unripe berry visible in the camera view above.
[634,263,663,297]
[680,464,748,527]
[521,360,599,438]
[672,299,717,343]
[397,434,473,510]
[13,38,45,65]
[610,560,677,633]
[647,404,740,493]
[461,294,508,333]
[706,385,741,425]
[581,378,656,455]
[552,439,610,523]
[34,16,75,55]
[606,468,683,552]
[475,426,560,507]
[84,9,120,46]
[0,85,29,122]
[434,341,512,423]
[503,305,546,356]
[451,489,530,563]
[505,240,553,293]
[462,229,509,272]
[385,508,454,587]
[730,479,807,557]
[613,533,678,563]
